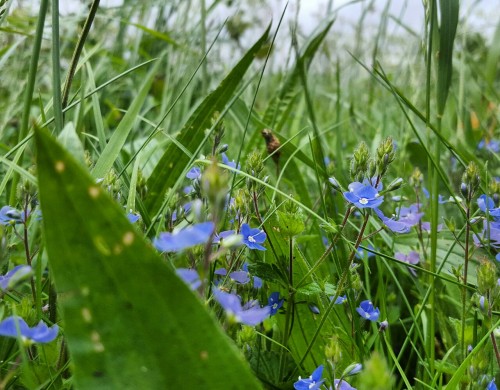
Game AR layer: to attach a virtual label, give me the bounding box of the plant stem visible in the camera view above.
[279,236,294,381]
[461,203,471,360]
[51,0,63,133]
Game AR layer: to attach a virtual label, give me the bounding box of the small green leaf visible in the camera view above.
[276,211,305,237]
[295,282,322,297]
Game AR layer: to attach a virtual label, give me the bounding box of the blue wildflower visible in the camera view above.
[0,206,26,225]
[241,223,266,251]
[229,271,250,284]
[347,363,362,375]
[332,379,357,390]
[478,194,500,217]
[479,295,486,311]
[394,251,420,277]
[355,244,375,260]
[0,266,32,291]
[171,202,193,222]
[374,209,411,233]
[221,153,241,170]
[242,263,262,288]
[420,221,444,232]
[473,220,500,248]
[212,230,236,244]
[344,182,384,209]
[0,316,58,343]
[294,365,325,390]
[356,300,380,321]
[213,264,259,286]
[127,212,140,223]
[213,289,270,326]
[176,269,201,290]
[478,139,500,153]
[422,188,448,204]
[487,378,497,390]
[267,292,284,316]
[308,304,320,314]
[186,167,201,180]
[331,295,347,304]
[154,222,214,252]
[396,204,424,226]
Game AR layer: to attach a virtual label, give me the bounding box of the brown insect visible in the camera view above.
[261,128,281,175]
[261,128,281,160]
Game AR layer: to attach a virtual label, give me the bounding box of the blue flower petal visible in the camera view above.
[154,222,214,252]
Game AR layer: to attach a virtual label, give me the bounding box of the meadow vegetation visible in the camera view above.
[0,0,499,388]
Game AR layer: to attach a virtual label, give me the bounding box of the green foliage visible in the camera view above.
[0,0,500,388]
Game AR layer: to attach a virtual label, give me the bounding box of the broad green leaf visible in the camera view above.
[35,127,262,389]
[92,59,161,179]
[145,25,271,216]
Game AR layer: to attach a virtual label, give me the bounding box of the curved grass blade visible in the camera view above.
[145,25,271,216]
[35,127,262,389]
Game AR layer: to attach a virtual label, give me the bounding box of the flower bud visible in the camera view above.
[350,142,370,181]
[461,161,481,201]
[409,167,424,188]
[328,177,342,192]
[357,352,395,389]
[477,260,497,294]
[376,137,396,177]
[325,335,343,364]
[217,144,229,154]
[385,177,404,192]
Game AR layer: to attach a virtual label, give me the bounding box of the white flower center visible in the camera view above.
[359,198,369,205]
[248,236,256,243]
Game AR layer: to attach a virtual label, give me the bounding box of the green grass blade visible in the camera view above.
[35,126,262,389]
[91,59,161,179]
[262,15,335,131]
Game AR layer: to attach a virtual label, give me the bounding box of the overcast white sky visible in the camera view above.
[37,0,500,48]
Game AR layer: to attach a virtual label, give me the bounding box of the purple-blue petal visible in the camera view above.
[238,306,270,326]
[213,289,242,314]
[229,271,250,284]
[334,379,357,390]
[186,167,201,180]
[0,265,33,290]
[0,316,58,343]
[176,268,201,290]
[153,222,215,252]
